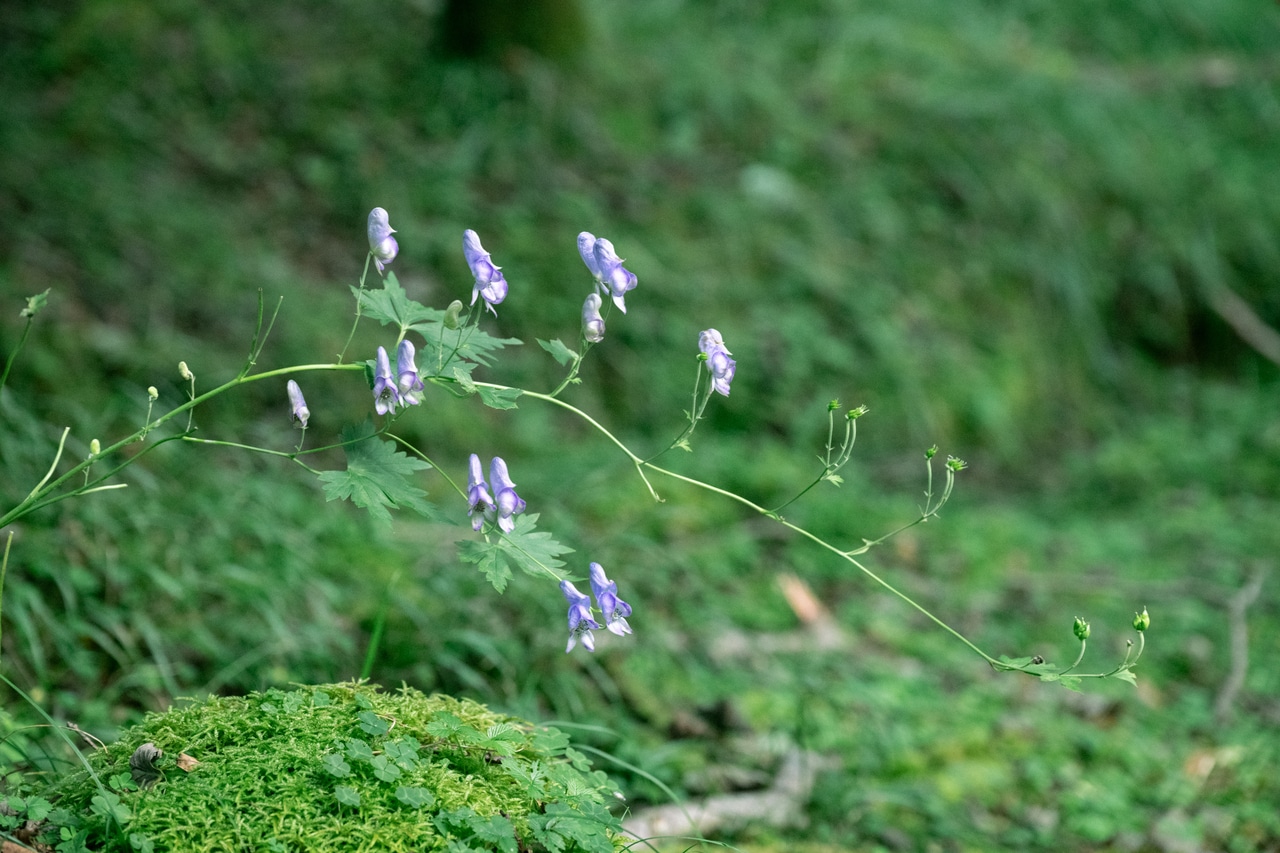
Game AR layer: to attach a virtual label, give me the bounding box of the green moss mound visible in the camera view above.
[41,683,623,852]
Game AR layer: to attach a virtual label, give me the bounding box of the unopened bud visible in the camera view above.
[925,445,938,459]
[946,456,968,472]
[443,300,464,330]
[147,386,159,401]
[1073,616,1090,641]
[847,405,869,420]
[828,399,841,411]
[89,438,101,456]
[1132,607,1150,632]
[179,361,193,381]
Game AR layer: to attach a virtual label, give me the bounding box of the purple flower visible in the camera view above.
[698,328,737,397]
[286,380,310,429]
[463,230,508,315]
[373,346,401,415]
[561,580,600,653]
[588,562,632,636]
[487,456,527,534]
[577,232,603,280]
[466,453,495,531]
[578,233,638,313]
[591,238,638,314]
[581,292,605,343]
[367,208,399,274]
[396,339,423,407]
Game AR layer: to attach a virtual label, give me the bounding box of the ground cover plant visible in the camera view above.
[3,0,1279,850]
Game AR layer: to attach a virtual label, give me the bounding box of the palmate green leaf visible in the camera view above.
[537,338,579,367]
[477,385,521,410]
[355,272,437,332]
[318,422,438,526]
[356,274,521,375]
[456,513,573,593]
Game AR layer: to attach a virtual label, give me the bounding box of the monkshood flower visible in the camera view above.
[488,456,527,534]
[396,339,423,407]
[463,229,508,315]
[367,208,399,274]
[561,580,601,653]
[581,292,606,343]
[699,328,737,396]
[466,453,495,531]
[589,561,632,636]
[372,345,401,415]
[578,232,639,313]
[286,379,310,428]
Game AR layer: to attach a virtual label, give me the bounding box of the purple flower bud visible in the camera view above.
[286,379,310,428]
[577,232,603,280]
[699,328,737,396]
[396,339,423,406]
[581,292,606,343]
[373,346,401,415]
[463,229,508,315]
[591,238,638,314]
[588,562,632,636]
[466,453,495,531]
[367,208,399,274]
[561,580,600,653]
[488,456,526,534]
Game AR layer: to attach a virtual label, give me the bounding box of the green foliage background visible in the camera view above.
[2,1,1278,850]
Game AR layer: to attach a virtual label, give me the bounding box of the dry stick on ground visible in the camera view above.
[1214,568,1266,723]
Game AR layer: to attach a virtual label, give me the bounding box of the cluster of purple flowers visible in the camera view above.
[560,562,633,653]
[372,340,424,416]
[699,328,737,396]
[466,454,527,534]
[285,212,711,654]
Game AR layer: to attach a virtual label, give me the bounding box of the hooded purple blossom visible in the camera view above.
[466,453,495,531]
[396,340,423,407]
[698,328,737,397]
[487,456,527,534]
[581,292,605,343]
[560,580,601,653]
[286,380,310,429]
[588,562,632,636]
[367,208,399,274]
[578,233,638,313]
[463,230,508,315]
[372,346,401,415]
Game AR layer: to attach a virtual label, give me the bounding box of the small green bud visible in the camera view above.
[828,399,841,411]
[1073,616,1090,641]
[443,300,464,330]
[946,455,968,472]
[89,438,101,457]
[147,386,159,401]
[925,445,938,459]
[1132,607,1150,632]
[847,404,869,420]
[179,361,193,381]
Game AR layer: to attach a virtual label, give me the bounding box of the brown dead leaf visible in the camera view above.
[776,573,827,625]
[176,752,200,772]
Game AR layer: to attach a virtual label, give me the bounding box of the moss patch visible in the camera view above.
[39,683,622,852]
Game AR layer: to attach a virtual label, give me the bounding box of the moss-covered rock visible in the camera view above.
[39,683,623,852]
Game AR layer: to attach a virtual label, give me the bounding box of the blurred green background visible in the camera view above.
[3,0,1279,850]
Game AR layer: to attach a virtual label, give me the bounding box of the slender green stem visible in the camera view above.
[338,254,374,363]
[473,380,1000,667]
[25,428,70,501]
[0,316,36,398]
[0,531,12,669]
[0,363,364,530]
[387,433,464,500]
[1061,639,1087,674]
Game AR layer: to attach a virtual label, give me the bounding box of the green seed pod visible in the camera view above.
[1073,616,1090,641]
